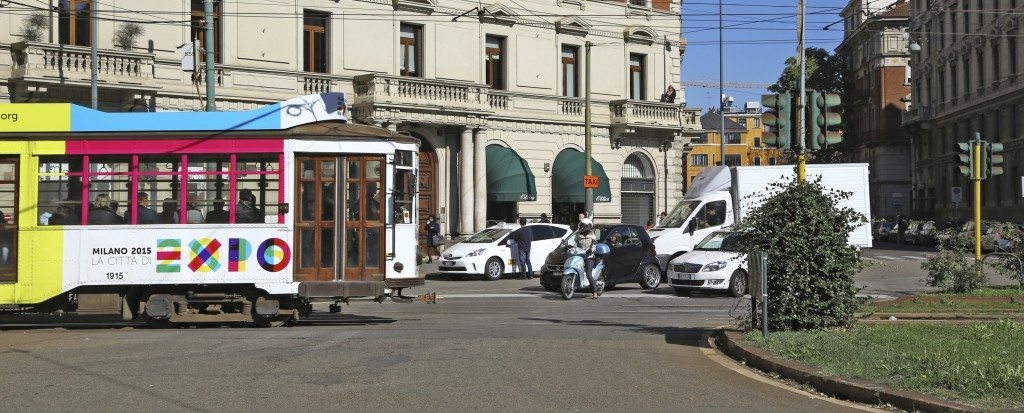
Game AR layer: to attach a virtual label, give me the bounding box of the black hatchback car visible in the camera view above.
[539,224,662,291]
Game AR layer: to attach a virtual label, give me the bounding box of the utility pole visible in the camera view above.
[204,0,217,112]
[796,0,807,182]
[972,136,982,266]
[90,5,98,109]
[718,0,725,163]
[584,41,593,218]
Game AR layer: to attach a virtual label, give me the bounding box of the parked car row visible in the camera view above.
[871,218,1023,252]
[438,223,747,297]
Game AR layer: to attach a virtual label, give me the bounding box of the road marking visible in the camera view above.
[437,293,686,299]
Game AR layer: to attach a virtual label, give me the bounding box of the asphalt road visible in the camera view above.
[0,243,989,412]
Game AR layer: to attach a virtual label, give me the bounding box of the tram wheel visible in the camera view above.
[252,313,292,328]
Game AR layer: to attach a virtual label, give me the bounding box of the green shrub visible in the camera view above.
[921,232,986,293]
[733,177,866,331]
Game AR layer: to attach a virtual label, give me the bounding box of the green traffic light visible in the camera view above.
[761,92,792,150]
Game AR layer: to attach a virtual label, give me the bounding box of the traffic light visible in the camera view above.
[956,141,975,179]
[982,141,1005,179]
[761,93,792,150]
[805,91,821,150]
[813,93,843,149]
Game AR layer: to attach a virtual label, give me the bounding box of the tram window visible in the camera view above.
[0,159,17,279]
[38,157,82,225]
[137,156,181,224]
[393,168,416,224]
[87,157,129,225]
[236,155,282,224]
[395,150,414,167]
[186,155,230,224]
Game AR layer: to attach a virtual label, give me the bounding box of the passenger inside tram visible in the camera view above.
[87,194,124,225]
[206,199,229,223]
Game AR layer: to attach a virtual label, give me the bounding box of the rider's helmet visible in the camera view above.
[579,217,593,232]
[594,243,610,256]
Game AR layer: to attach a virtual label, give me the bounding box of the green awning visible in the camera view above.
[486,145,537,202]
[551,150,612,203]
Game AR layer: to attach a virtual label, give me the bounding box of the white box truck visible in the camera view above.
[649,163,873,271]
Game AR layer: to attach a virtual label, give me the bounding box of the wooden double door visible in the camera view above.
[294,156,385,282]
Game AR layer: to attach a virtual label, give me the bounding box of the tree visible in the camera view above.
[768,47,846,95]
[733,177,866,331]
[20,12,50,42]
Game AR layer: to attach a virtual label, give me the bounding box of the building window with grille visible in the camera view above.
[191,0,221,63]
[963,57,971,93]
[978,50,985,87]
[992,43,1001,82]
[629,54,646,100]
[726,133,740,144]
[1010,37,1019,75]
[303,11,329,73]
[562,45,580,97]
[58,0,92,47]
[690,154,708,166]
[485,35,505,90]
[724,155,741,166]
[400,24,422,77]
[950,63,958,97]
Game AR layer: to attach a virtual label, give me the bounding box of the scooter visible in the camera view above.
[560,243,611,300]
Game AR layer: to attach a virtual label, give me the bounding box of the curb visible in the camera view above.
[714,329,982,413]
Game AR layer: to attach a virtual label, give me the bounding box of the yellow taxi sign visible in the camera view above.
[583,175,599,189]
[0,103,71,133]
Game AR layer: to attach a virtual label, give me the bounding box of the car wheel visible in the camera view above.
[729,270,747,297]
[639,263,661,289]
[483,257,504,281]
[673,287,691,297]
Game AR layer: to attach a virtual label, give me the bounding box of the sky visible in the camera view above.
[680,0,850,111]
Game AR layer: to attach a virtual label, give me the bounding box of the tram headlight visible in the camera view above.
[466,248,486,257]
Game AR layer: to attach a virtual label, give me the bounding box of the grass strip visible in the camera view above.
[747,321,1024,411]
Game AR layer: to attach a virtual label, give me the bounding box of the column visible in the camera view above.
[473,128,487,232]
[459,128,475,236]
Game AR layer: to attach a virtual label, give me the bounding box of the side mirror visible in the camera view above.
[687,220,695,235]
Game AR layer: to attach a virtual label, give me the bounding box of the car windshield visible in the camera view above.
[694,232,739,252]
[465,228,511,243]
[658,200,701,228]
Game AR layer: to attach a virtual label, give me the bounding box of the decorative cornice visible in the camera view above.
[392,0,436,14]
[481,3,517,26]
[623,25,657,45]
[555,16,592,36]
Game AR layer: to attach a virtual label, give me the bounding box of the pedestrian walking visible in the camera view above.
[512,218,534,279]
[896,214,906,248]
[425,214,442,263]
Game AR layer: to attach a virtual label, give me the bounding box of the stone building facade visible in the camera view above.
[1,0,702,238]
[903,0,1024,222]
[838,0,913,219]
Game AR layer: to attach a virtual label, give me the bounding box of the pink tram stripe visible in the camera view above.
[66,138,283,155]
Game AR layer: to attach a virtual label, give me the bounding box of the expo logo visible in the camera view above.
[156,237,291,273]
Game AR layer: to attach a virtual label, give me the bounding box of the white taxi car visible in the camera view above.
[666,231,748,297]
[439,223,571,281]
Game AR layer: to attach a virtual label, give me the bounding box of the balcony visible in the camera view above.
[609,99,690,131]
[902,106,932,129]
[10,41,158,92]
[352,74,490,124]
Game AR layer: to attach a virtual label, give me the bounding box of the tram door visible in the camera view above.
[342,157,386,282]
[295,157,337,282]
[0,157,17,283]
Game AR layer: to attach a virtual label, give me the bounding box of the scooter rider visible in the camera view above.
[577,218,599,299]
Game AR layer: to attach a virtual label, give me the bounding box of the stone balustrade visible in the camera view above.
[353,74,489,114]
[10,41,155,89]
[609,99,689,130]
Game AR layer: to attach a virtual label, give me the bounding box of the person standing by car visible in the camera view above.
[425,214,442,264]
[539,213,550,223]
[576,218,599,299]
[512,218,534,279]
